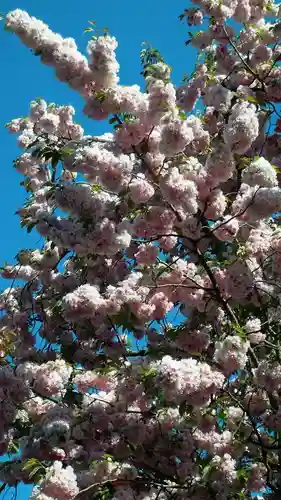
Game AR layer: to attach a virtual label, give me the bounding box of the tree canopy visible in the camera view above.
[1,2,281,499]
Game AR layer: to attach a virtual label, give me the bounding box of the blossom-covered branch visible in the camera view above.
[2,2,281,499]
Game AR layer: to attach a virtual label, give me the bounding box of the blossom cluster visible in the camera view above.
[2,2,281,499]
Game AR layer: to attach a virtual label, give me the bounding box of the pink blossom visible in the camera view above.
[149,292,173,319]
[205,189,227,220]
[32,462,78,499]
[184,8,204,26]
[129,176,155,203]
[159,119,194,156]
[135,243,159,265]
[213,216,239,241]
[223,102,259,154]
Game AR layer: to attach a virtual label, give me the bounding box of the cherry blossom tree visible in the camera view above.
[2,2,281,499]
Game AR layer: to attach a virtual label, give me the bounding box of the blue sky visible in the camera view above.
[0,0,192,497]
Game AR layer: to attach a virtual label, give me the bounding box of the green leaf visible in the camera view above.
[201,464,213,482]
[95,90,106,102]
[237,467,250,483]
[22,458,41,472]
[28,465,44,479]
[8,438,21,453]
[178,110,187,120]
[92,485,113,500]
[232,324,247,341]
[61,147,75,157]
[22,458,46,482]
[51,300,64,317]
[84,27,94,33]
[217,408,228,421]
[139,366,157,386]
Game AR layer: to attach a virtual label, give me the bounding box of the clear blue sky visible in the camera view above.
[0,0,192,498]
